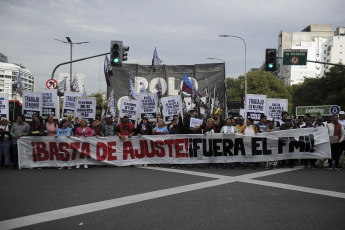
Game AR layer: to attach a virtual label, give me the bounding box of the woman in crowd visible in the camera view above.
[204,118,219,135]
[74,119,93,137]
[135,117,153,136]
[29,116,47,136]
[55,119,73,170]
[74,119,92,169]
[0,118,11,168]
[220,118,238,134]
[90,120,101,137]
[46,114,58,137]
[153,119,169,135]
[242,118,258,169]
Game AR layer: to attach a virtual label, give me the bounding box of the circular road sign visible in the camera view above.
[291,56,299,64]
[46,79,58,89]
[330,106,340,115]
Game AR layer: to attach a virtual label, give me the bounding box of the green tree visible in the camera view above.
[292,65,345,110]
[89,93,105,119]
[227,71,293,113]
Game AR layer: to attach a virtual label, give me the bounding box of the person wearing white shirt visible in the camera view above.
[327,114,345,170]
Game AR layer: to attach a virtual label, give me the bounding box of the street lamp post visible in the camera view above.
[55,37,89,90]
[207,58,227,117]
[219,35,247,120]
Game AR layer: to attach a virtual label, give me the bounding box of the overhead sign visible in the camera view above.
[296,105,341,117]
[46,79,58,89]
[283,49,307,65]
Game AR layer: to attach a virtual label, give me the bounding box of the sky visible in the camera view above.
[0,0,344,95]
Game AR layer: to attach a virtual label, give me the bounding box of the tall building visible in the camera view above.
[0,62,35,100]
[58,73,86,95]
[277,24,345,85]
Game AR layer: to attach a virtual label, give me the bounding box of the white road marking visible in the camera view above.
[1,166,344,230]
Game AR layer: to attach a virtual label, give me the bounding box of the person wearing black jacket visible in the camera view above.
[183,108,204,134]
[169,113,183,134]
[135,117,153,136]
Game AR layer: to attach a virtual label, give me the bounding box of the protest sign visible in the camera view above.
[246,94,267,121]
[18,127,331,168]
[162,95,182,123]
[42,89,59,119]
[62,91,82,118]
[74,97,96,121]
[0,93,9,119]
[22,91,42,120]
[267,98,288,121]
[139,93,158,121]
[120,99,139,124]
[190,117,203,128]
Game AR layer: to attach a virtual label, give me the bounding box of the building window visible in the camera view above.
[324,50,326,54]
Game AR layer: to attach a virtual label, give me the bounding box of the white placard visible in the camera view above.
[139,93,158,121]
[62,91,82,118]
[22,91,42,121]
[162,95,182,123]
[246,94,267,121]
[190,117,203,128]
[41,89,59,119]
[267,98,288,121]
[120,99,139,125]
[74,97,96,121]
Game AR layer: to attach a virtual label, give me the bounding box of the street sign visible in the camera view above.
[283,49,307,65]
[46,79,58,89]
[296,105,341,117]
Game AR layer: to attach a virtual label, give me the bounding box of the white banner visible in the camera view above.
[246,94,267,121]
[0,93,9,119]
[139,93,158,121]
[267,98,288,121]
[42,89,59,119]
[62,91,82,118]
[74,97,96,121]
[18,127,331,168]
[162,95,182,123]
[120,99,139,124]
[22,91,42,120]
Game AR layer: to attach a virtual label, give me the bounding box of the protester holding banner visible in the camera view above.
[265,119,279,132]
[235,117,245,134]
[55,119,73,137]
[10,115,30,169]
[0,118,11,168]
[296,116,306,129]
[242,118,258,136]
[301,118,316,169]
[29,116,47,136]
[74,120,93,137]
[220,118,238,134]
[90,121,101,137]
[327,114,345,170]
[204,118,219,135]
[116,115,135,140]
[279,117,295,130]
[45,114,58,136]
[101,115,117,137]
[255,115,268,133]
[168,115,183,134]
[135,117,153,136]
[153,119,169,135]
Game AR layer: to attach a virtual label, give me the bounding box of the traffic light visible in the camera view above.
[265,49,277,72]
[110,41,123,66]
[122,46,129,62]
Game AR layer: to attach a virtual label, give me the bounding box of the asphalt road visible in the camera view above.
[0,164,344,230]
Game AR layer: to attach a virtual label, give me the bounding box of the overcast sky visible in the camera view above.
[1,0,344,95]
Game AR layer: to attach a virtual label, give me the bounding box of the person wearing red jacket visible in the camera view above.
[116,115,134,140]
[74,119,93,137]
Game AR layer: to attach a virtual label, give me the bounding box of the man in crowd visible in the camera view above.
[101,114,118,137]
[116,114,135,140]
[235,117,245,134]
[255,114,267,133]
[327,114,345,170]
[10,115,30,169]
[183,108,203,134]
[296,116,305,129]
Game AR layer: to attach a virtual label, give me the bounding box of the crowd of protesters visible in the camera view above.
[1,109,344,170]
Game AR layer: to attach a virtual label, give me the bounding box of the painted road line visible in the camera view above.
[241,178,345,200]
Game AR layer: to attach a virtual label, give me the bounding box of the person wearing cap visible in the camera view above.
[235,117,245,134]
[183,108,204,134]
[135,117,153,136]
[101,114,117,137]
[327,114,345,170]
[116,115,135,140]
[265,118,278,132]
[279,117,295,130]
